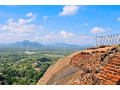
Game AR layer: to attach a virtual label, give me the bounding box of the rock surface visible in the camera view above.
[37,45,120,85]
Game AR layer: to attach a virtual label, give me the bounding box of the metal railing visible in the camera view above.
[95,34,120,46]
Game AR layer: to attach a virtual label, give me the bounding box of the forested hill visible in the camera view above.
[11,40,42,48]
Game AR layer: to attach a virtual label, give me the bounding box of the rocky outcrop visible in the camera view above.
[37,45,120,85]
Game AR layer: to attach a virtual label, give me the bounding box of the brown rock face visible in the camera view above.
[37,45,120,85]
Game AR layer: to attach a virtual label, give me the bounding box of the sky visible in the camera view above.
[0,5,120,45]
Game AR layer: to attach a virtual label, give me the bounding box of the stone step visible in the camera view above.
[106,73,120,80]
[96,73,116,85]
[106,70,116,75]
[106,80,116,85]
[114,55,120,57]
[104,67,117,72]
[112,60,120,63]
[104,66,120,74]
[111,78,119,83]
[104,69,120,76]
[116,72,120,76]
[97,56,120,85]
[104,67,109,70]
[101,80,109,85]
[96,74,110,85]
[101,79,114,85]
[117,69,120,73]
[109,62,120,66]
[99,73,111,80]
[103,79,116,85]
[115,66,120,69]
[116,57,120,59]
[107,64,115,68]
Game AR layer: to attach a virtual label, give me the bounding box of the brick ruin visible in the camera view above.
[70,45,120,85]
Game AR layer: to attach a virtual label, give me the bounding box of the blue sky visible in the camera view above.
[0,5,120,45]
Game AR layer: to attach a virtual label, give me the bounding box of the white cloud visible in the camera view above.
[90,27,105,33]
[43,16,48,22]
[35,31,76,40]
[0,29,92,45]
[60,31,74,39]
[59,5,79,16]
[26,12,33,17]
[34,30,91,45]
[18,14,36,25]
[0,32,30,43]
[7,18,13,23]
[35,32,56,40]
[0,13,43,33]
[0,33,12,40]
[118,17,120,21]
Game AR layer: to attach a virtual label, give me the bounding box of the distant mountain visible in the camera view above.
[49,43,78,47]
[0,41,88,48]
[11,40,42,48]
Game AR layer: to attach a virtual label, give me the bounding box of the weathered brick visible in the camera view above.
[103,81,109,85]
[111,78,118,83]
[106,73,116,78]
[107,64,115,68]
[106,80,116,85]
[114,75,120,80]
